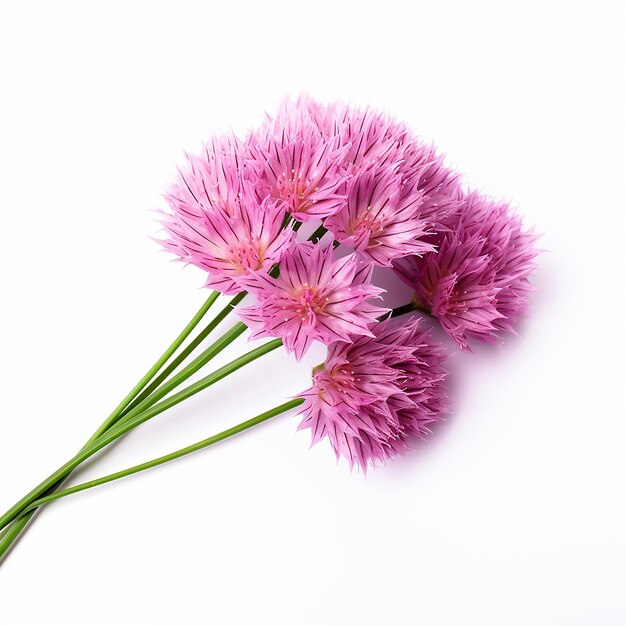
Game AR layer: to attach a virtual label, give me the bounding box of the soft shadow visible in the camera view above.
[378,255,555,479]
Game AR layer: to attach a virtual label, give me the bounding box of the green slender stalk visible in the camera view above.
[309,224,328,244]
[85,291,220,447]
[1,318,244,545]
[0,337,282,533]
[123,292,246,415]
[21,399,303,515]
[110,322,247,432]
[391,298,433,319]
[0,291,220,560]
[389,302,419,318]
[0,516,29,558]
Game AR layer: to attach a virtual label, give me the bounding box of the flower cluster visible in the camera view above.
[159,95,539,470]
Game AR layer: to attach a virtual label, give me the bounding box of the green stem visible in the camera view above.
[21,399,303,516]
[123,292,246,415]
[309,224,328,244]
[389,302,419,318]
[0,292,220,560]
[389,298,433,319]
[0,516,29,560]
[108,322,247,435]
[85,291,220,446]
[0,337,282,533]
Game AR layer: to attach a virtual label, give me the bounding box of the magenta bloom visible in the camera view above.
[273,97,396,172]
[238,242,386,359]
[297,318,448,471]
[395,137,462,227]
[247,113,348,221]
[308,101,461,265]
[324,165,435,266]
[334,104,403,172]
[159,136,293,294]
[164,133,253,220]
[395,192,539,349]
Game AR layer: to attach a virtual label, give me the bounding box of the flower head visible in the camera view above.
[334,104,404,172]
[394,136,462,227]
[159,135,294,294]
[310,102,462,265]
[247,109,349,221]
[395,192,539,348]
[325,165,435,266]
[238,242,386,359]
[164,133,254,220]
[297,318,448,471]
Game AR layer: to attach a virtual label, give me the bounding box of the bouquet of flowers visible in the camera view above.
[0,95,539,561]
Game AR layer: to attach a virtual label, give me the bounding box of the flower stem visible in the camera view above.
[123,292,246,416]
[0,291,220,560]
[389,298,433,319]
[389,302,419,318]
[0,516,29,560]
[309,224,328,244]
[97,322,248,435]
[0,337,282,533]
[85,291,220,446]
[19,398,303,517]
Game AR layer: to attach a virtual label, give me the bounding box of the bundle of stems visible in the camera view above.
[0,290,302,561]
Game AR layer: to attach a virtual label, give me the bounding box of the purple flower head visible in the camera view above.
[460,193,540,334]
[334,104,404,172]
[324,165,435,266]
[247,108,349,221]
[159,135,294,294]
[275,97,399,170]
[297,318,448,471]
[308,102,462,265]
[165,133,256,220]
[394,136,463,227]
[272,94,334,137]
[395,192,539,349]
[238,242,386,360]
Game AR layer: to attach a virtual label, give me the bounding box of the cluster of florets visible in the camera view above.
[159,94,539,471]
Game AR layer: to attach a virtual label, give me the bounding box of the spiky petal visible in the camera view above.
[158,134,294,294]
[238,242,386,360]
[325,165,435,266]
[395,192,540,348]
[297,318,449,471]
[247,111,349,221]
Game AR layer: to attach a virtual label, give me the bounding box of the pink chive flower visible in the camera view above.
[247,109,349,222]
[271,96,393,169]
[272,94,335,138]
[460,193,540,335]
[334,104,405,172]
[324,165,435,266]
[268,96,462,227]
[164,133,254,221]
[394,192,539,349]
[238,242,386,360]
[297,318,448,471]
[158,136,293,295]
[334,107,460,228]
[297,100,461,265]
[325,101,461,220]
[394,135,462,227]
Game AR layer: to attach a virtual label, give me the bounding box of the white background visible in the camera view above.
[1,1,624,625]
